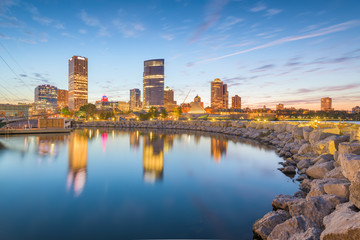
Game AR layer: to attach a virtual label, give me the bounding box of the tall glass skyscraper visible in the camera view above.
[211,78,228,109]
[143,59,164,108]
[34,84,58,110]
[69,56,88,110]
[130,88,141,110]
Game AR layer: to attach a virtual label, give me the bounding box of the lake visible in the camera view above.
[0,128,298,239]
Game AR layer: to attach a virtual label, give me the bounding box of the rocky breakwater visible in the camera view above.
[77,120,360,239]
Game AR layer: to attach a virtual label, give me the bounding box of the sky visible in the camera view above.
[0,0,359,110]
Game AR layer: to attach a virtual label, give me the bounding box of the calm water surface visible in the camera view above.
[0,129,298,239]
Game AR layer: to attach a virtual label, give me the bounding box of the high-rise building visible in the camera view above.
[211,78,228,109]
[69,56,88,111]
[194,94,204,108]
[130,88,141,110]
[34,84,58,110]
[57,89,68,109]
[321,97,332,111]
[231,95,241,109]
[164,86,177,110]
[276,103,284,111]
[143,59,164,108]
[353,106,360,114]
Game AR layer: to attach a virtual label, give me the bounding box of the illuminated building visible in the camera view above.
[69,55,88,111]
[194,94,204,108]
[130,88,141,110]
[95,95,113,110]
[57,89,68,109]
[34,84,57,111]
[67,130,88,197]
[0,104,30,117]
[117,101,130,112]
[211,78,228,110]
[231,95,241,109]
[164,86,177,110]
[143,133,164,182]
[211,137,228,162]
[143,59,164,108]
[321,97,333,111]
[276,103,284,111]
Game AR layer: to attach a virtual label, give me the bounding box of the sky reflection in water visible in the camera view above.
[0,129,297,239]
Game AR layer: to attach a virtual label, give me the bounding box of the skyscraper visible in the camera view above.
[194,94,204,108]
[34,84,57,110]
[130,88,141,110]
[57,89,68,109]
[231,95,241,109]
[164,86,177,110]
[321,97,332,111]
[211,78,228,109]
[69,56,88,111]
[143,59,164,108]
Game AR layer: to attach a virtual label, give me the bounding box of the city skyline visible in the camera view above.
[0,0,359,110]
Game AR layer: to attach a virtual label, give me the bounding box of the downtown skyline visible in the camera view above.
[0,0,360,110]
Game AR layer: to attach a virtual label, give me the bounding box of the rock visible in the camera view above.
[289,194,344,227]
[297,159,311,170]
[293,127,304,139]
[323,180,351,199]
[324,167,345,179]
[273,194,298,211]
[298,143,312,155]
[338,142,360,155]
[283,165,296,174]
[313,154,334,164]
[349,172,360,209]
[306,161,334,179]
[268,215,321,240]
[321,202,360,240]
[303,127,314,142]
[313,135,349,155]
[253,210,291,240]
[350,128,360,141]
[309,128,340,146]
[339,153,360,182]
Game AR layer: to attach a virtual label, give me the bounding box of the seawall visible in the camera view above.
[76,120,360,239]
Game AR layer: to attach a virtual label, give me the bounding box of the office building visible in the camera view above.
[130,88,141,110]
[321,97,332,111]
[69,56,88,111]
[276,103,284,111]
[143,59,164,108]
[231,95,241,109]
[34,84,58,110]
[211,78,228,109]
[0,104,30,117]
[57,89,68,109]
[164,86,177,110]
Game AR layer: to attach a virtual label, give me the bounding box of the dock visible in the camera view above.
[0,128,72,135]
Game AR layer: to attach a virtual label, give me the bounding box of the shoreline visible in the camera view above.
[75,120,360,239]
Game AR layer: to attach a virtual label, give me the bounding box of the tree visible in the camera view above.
[148,107,159,119]
[160,108,168,119]
[61,107,71,116]
[174,107,182,118]
[80,103,97,118]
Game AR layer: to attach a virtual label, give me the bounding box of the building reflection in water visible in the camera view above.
[141,131,174,183]
[36,135,67,161]
[129,131,140,153]
[67,130,88,197]
[102,132,108,152]
[211,137,228,162]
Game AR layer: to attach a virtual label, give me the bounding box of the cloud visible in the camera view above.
[162,34,174,40]
[0,0,18,13]
[252,64,275,72]
[264,8,282,17]
[249,2,266,12]
[79,29,87,34]
[0,14,23,27]
[217,16,243,32]
[195,20,360,64]
[295,83,360,94]
[189,0,229,43]
[112,19,145,38]
[79,10,110,37]
[0,33,9,39]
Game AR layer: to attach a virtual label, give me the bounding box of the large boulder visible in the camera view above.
[324,167,345,179]
[303,127,314,142]
[321,202,360,240]
[293,127,304,139]
[323,180,351,199]
[339,153,360,182]
[349,172,360,209]
[298,143,312,155]
[253,210,291,240]
[312,135,349,155]
[289,194,344,228]
[306,161,334,179]
[268,215,321,240]
[308,128,340,146]
[272,193,306,211]
[338,142,360,155]
[297,159,311,170]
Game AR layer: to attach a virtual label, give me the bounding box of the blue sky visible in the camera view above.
[0,0,359,110]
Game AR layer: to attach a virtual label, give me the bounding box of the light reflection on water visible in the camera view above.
[0,128,297,239]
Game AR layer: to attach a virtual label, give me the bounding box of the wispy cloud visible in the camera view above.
[0,0,18,13]
[162,34,174,41]
[112,19,145,38]
[264,8,282,17]
[251,64,275,72]
[249,2,266,12]
[217,16,243,32]
[195,20,360,64]
[189,0,229,43]
[79,10,110,37]
[295,83,360,94]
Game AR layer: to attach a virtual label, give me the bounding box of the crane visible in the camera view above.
[182,90,192,105]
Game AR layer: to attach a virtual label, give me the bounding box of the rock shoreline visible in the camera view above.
[75,120,360,239]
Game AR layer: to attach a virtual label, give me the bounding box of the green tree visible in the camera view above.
[61,107,71,116]
[160,108,168,119]
[148,107,159,119]
[80,103,97,118]
[174,107,182,118]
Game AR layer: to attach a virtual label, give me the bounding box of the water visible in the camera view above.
[0,129,298,239]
